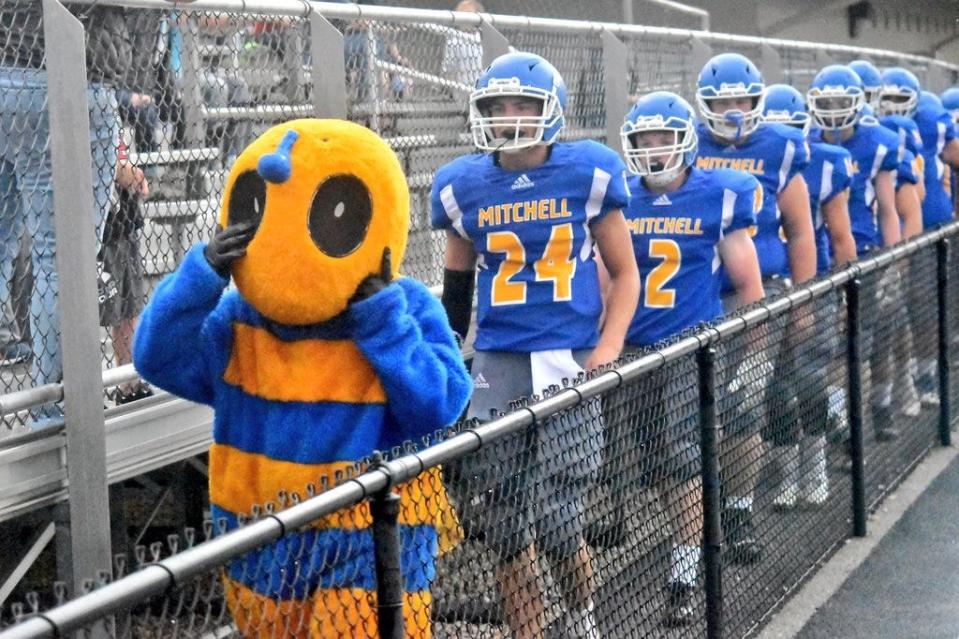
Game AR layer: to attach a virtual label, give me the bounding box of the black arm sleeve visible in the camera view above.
[441,268,475,341]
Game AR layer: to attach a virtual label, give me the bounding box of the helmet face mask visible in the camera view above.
[469,53,566,153]
[621,91,698,187]
[763,109,811,136]
[877,87,918,117]
[621,120,697,184]
[696,85,765,140]
[807,87,864,131]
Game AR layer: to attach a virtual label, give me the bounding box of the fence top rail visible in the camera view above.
[5,216,958,639]
[68,0,959,72]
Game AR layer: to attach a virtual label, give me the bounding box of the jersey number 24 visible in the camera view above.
[487,223,576,305]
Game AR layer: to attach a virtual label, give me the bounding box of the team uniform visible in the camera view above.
[695,121,809,292]
[431,140,629,561]
[804,141,853,274]
[810,122,900,255]
[915,101,957,228]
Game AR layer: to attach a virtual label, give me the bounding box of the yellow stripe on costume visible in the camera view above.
[224,578,433,639]
[224,324,386,404]
[210,445,463,547]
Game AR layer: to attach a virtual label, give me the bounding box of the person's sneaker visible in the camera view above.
[114,384,154,405]
[1,342,31,367]
[799,436,829,505]
[722,507,761,565]
[871,405,899,442]
[663,582,695,628]
[772,445,799,511]
[916,372,940,407]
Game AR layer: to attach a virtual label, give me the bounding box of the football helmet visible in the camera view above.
[878,67,920,117]
[762,84,811,136]
[807,65,864,132]
[849,60,882,108]
[469,51,566,152]
[940,87,959,124]
[621,91,698,186]
[696,52,765,141]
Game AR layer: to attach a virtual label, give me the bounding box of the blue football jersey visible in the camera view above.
[430,141,630,353]
[805,142,853,274]
[811,123,900,253]
[880,114,924,156]
[915,104,957,228]
[624,168,759,347]
[696,122,809,280]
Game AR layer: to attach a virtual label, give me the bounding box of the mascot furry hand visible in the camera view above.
[133,120,472,638]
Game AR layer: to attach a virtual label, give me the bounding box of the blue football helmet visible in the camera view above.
[858,103,880,126]
[878,67,920,117]
[469,51,567,152]
[762,84,811,135]
[849,60,882,108]
[941,87,959,124]
[696,52,765,141]
[621,91,698,185]
[807,65,865,132]
[918,90,943,112]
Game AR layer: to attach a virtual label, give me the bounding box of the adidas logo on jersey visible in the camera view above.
[652,193,672,206]
[510,174,535,191]
[473,373,490,389]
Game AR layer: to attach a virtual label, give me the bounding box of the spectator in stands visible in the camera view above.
[432,52,639,639]
[100,136,153,404]
[694,52,816,566]
[610,91,764,626]
[0,2,124,426]
[441,0,485,89]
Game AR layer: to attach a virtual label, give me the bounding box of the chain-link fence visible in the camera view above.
[1,220,957,638]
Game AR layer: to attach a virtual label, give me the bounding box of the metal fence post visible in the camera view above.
[845,277,867,537]
[601,29,629,151]
[310,8,348,119]
[690,36,713,95]
[760,43,783,84]
[480,21,510,67]
[370,461,404,639]
[698,346,722,639]
[41,0,112,594]
[937,238,952,446]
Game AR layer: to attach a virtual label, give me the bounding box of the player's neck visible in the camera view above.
[496,145,551,171]
[822,127,854,144]
[643,167,690,194]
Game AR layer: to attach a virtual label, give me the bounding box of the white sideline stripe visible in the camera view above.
[755,445,959,639]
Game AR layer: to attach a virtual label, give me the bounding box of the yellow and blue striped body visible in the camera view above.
[134,246,471,638]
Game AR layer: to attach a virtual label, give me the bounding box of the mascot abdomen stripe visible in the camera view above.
[224,323,386,404]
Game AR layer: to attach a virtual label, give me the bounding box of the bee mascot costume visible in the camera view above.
[133,119,472,638]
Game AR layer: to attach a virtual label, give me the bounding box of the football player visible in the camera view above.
[762,83,856,507]
[808,64,904,438]
[431,51,639,639]
[694,52,816,565]
[618,91,764,626]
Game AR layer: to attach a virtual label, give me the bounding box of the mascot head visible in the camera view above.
[219,119,409,325]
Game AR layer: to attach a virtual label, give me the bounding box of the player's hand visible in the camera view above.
[584,341,621,372]
[350,248,393,304]
[204,222,256,277]
[115,161,149,198]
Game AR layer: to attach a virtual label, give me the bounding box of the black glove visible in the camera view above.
[204,223,256,277]
[350,248,393,304]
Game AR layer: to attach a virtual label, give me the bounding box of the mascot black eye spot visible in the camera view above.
[309,175,372,258]
[228,170,267,230]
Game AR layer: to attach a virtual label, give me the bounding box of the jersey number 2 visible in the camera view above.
[644,239,681,308]
[488,223,576,305]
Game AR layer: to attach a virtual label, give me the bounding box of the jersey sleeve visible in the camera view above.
[724,171,760,233]
[430,161,467,237]
[588,143,631,223]
[779,127,810,193]
[896,149,919,189]
[823,148,853,204]
[878,128,901,173]
[941,111,957,144]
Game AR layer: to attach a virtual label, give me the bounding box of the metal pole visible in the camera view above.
[698,346,722,639]
[42,0,113,595]
[310,8,348,118]
[846,277,867,537]
[480,21,510,68]
[601,29,629,151]
[937,239,952,446]
[622,0,633,24]
[371,488,404,639]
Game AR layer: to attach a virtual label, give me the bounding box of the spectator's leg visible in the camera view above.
[0,160,25,359]
[10,230,32,350]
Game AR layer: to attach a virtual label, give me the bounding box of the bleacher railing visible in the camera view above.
[0,0,957,636]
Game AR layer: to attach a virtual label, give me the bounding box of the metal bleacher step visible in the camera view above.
[142,198,219,224]
[129,147,220,167]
